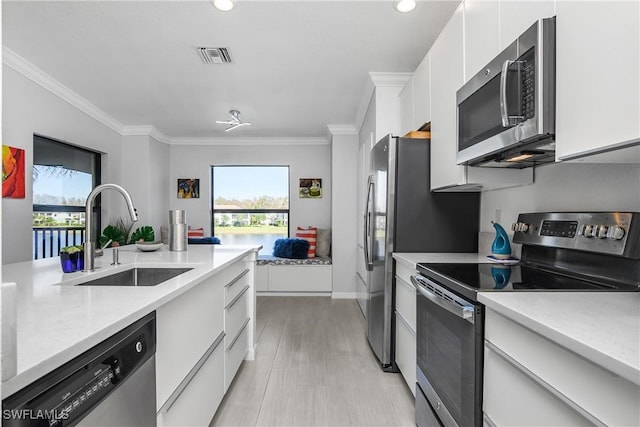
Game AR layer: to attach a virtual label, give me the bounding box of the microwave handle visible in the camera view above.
[500,60,524,127]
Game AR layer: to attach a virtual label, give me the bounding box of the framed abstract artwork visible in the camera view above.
[177,178,199,199]
[2,145,25,198]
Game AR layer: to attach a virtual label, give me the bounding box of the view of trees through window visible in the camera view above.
[212,166,289,255]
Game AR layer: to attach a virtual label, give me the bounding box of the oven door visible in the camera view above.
[413,274,484,427]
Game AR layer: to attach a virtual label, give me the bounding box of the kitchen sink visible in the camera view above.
[76,267,193,287]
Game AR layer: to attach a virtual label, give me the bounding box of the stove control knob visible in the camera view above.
[607,225,626,240]
[596,225,609,239]
[583,224,595,238]
[512,222,530,232]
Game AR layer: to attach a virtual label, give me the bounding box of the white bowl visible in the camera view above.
[135,242,163,252]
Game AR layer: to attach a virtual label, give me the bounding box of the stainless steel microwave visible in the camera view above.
[457,17,556,168]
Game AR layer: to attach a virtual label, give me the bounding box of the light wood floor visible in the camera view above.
[211,296,415,427]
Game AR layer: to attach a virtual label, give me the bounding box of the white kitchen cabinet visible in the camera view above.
[156,255,256,425]
[412,53,430,130]
[429,3,533,191]
[555,1,640,161]
[157,334,225,427]
[464,0,499,80]
[429,4,465,190]
[498,0,555,50]
[156,272,225,409]
[483,309,640,426]
[399,76,414,136]
[394,261,416,395]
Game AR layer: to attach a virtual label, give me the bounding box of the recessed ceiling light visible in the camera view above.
[212,0,234,12]
[394,0,416,13]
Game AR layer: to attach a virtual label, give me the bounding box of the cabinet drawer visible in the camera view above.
[225,266,250,304]
[395,274,416,330]
[395,262,414,285]
[268,265,332,292]
[225,320,249,391]
[225,284,250,341]
[395,311,416,396]
[483,342,591,426]
[485,309,640,426]
[156,273,224,409]
[224,258,249,287]
[158,334,225,427]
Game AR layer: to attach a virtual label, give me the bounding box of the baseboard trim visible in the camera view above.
[256,291,332,297]
[331,292,358,299]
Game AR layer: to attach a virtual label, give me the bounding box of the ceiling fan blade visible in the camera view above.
[216,120,233,124]
[225,123,241,132]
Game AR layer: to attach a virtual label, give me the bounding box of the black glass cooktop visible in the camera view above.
[417,262,638,300]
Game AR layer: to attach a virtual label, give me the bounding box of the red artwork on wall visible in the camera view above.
[2,145,26,198]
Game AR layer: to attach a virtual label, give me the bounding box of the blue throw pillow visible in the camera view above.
[273,238,309,259]
[188,236,221,244]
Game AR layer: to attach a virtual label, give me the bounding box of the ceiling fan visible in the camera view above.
[216,109,252,132]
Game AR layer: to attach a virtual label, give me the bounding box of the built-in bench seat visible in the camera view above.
[255,255,332,293]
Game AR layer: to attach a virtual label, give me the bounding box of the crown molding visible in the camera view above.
[3,46,126,135]
[169,136,329,146]
[368,71,412,87]
[122,125,172,144]
[327,125,358,136]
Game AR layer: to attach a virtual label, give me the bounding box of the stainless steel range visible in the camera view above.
[414,212,640,427]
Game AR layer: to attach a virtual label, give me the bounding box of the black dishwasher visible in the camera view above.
[2,312,156,426]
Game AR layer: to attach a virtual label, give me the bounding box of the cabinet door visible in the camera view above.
[395,312,416,396]
[399,76,414,135]
[483,343,593,426]
[555,1,640,160]
[430,4,466,190]
[156,273,224,409]
[499,1,555,50]
[464,0,499,81]
[413,53,430,129]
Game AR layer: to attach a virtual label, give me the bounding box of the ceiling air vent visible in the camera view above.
[195,47,233,64]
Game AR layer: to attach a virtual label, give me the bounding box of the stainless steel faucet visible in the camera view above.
[83,184,138,272]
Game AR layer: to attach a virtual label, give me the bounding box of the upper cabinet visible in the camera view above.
[464,1,499,80]
[555,1,640,161]
[498,1,555,50]
[429,3,533,191]
[399,54,431,135]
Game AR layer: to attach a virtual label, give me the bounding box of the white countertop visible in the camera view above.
[479,292,640,386]
[392,252,490,269]
[1,244,259,398]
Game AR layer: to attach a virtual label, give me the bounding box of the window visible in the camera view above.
[32,135,101,259]
[211,166,289,256]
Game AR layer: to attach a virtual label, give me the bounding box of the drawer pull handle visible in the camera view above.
[225,284,250,310]
[225,268,250,288]
[226,317,250,352]
[161,331,225,414]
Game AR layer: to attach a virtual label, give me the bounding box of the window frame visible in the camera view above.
[210,165,290,243]
[32,135,101,258]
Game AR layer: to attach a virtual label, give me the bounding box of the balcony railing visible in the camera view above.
[33,227,85,260]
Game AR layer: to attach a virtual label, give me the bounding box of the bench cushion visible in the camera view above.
[257,256,332,266]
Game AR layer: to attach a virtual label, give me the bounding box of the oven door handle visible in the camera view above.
[412,275,475,323]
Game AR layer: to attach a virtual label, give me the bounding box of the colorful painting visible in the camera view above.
[2,145,25,198]
[177,178,199,199]
[299,178,322,198]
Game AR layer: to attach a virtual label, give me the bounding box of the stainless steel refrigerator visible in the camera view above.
[363,134,480,369]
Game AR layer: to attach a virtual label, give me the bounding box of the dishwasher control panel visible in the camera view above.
[2,313,155,426]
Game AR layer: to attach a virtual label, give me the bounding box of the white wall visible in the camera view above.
[120,135,170,240]
[331,131,359,296]
[480,162,640,242]
[2,66,124,264]
[168,143,331,239]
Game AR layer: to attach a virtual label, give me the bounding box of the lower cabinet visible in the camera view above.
[483,309,640,426]
[157,334,225,427]
[156,255,256,426]
[395,311,416,396]
[394,261,417,395]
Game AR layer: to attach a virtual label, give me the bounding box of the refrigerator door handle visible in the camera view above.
[364,175,374,271]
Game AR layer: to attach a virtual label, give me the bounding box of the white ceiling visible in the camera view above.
[3,0,458,141]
